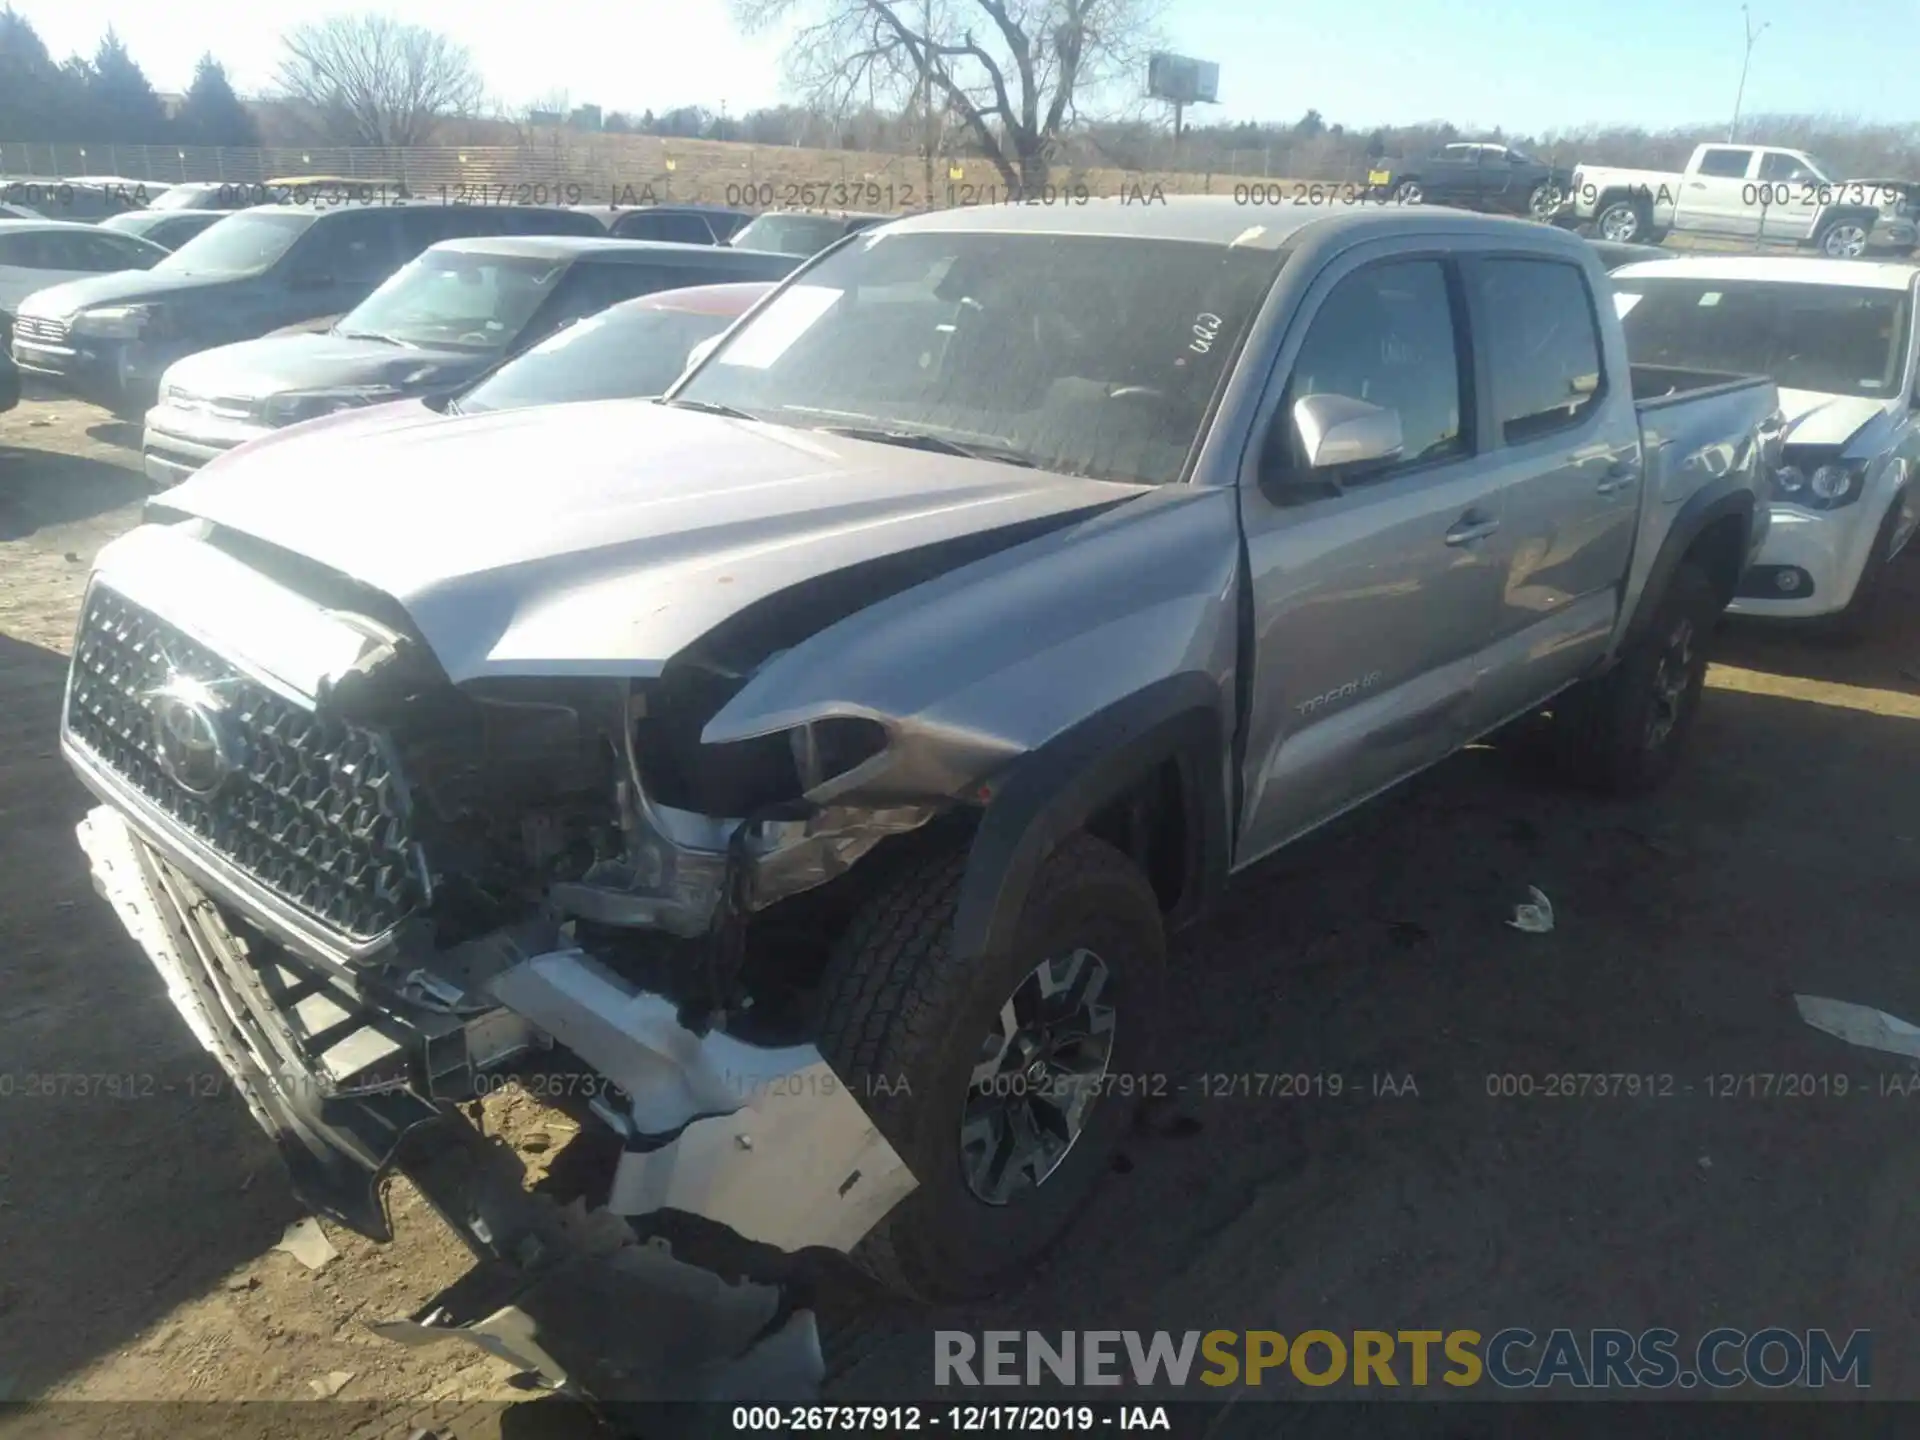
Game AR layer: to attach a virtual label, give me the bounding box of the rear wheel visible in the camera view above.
[1552,562,1720,795]
[1527,181,1564,221]
[1394,180,1424,205]
[818,833,1165,1302]
[1596,199,1649,243]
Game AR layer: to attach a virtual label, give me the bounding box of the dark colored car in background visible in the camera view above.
[1375,142,1573,221]
[600,204,756,244]
[0,337,17,413]
[8,200,604,417]
[727,208,889,255]
[100,208,228,252]
[141,237,799,486]
[447,279,777,414]
[0,179,161,222]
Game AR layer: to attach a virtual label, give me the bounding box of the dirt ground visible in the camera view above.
[3,391,1920,1435]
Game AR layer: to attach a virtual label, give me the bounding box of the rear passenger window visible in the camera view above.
[1696,148,1753,179]
[1475,259,1604,444]
[1273,259,1467,485]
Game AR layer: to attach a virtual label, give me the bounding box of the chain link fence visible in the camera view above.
[0,136,1330,210]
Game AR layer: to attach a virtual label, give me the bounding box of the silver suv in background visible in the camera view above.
[66,200,1776,1398]
[141,236,799,487]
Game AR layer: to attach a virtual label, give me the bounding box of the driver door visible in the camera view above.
[1234,245,1508,866]
[1756,151,1823,243]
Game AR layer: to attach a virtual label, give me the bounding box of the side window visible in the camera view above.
[1473,258,1604,445]
[1696,148,1754,179]
[519,263,674,344]
[395,206,470,255]
[1263,259,1468,490]
[1757,152,1815,184]
[0,233,29,265]
[81,233,156,269]
[293,211,402,284]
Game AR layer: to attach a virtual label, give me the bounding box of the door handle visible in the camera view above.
[1596,457,1640,494]
[1445,512,1500,546]
[1688,180,1707,189]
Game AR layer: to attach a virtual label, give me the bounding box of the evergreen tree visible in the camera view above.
[83,27,169,142]
[176,53,258,146]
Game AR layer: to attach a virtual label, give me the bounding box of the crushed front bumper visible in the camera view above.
[76,801,917,1402]
[1727,503,1884,618]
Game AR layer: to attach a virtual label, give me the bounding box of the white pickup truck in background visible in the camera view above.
[1568,143,1919,258]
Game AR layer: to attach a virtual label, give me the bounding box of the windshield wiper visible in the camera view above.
[333,328,414,347]
[664,397,757,420]
[812,424,1038,468]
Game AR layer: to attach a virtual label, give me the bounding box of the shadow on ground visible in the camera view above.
[0,632,299,1400]
[0,444,145,541]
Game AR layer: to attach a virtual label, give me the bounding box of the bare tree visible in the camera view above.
[276,14,484,147]
[733,0,1162,194]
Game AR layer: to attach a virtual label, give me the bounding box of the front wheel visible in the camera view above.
[1394,179,1424,205]
[817,833,1166,1302]
[1551,563,1721,795]
[1527,181,1564,221]
[1815,216,1872,258]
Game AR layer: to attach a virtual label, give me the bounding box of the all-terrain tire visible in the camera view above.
[1552,562,1721,795]
[817,832,1166,1303]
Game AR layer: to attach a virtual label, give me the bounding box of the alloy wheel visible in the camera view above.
[1645,617,1697,751]
[1823,223,1869,258]
[959,947,1117,1206]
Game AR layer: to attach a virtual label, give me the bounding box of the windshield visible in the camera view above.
[339,250,568,350]
[457,304,743,412]
[153,211,312,276]
[730,214,852,255]
[673,230,1283,485]
[1615,276,1910,399]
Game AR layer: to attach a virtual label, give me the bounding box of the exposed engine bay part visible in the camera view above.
[488,949,919,1252]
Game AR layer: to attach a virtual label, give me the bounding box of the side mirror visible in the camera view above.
[1294,392,1404,470]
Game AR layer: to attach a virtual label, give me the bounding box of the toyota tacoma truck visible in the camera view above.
[63,199,1779,1401]
[1569,142,1918,257]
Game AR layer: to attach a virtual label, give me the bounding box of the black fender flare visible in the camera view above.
[1621,486,1756,650]
[949,673,1232,968]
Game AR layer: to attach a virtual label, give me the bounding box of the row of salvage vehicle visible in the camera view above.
[19,191,1920,1404]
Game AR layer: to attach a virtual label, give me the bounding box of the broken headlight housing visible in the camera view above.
[1772,451,1867,511]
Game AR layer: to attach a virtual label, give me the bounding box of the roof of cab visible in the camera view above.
[423,234,796,262]
[625,280,778,314]
[1609,253,1920,290]
[868,194,1585,253]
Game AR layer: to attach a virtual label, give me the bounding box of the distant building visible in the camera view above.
[568,105,603,132]
[529,109,564,128]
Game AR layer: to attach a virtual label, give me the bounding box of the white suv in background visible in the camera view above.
[1612,255,1920,638]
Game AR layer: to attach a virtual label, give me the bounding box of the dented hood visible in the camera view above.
[1776,388,1896,451]
[156,398,1147,682]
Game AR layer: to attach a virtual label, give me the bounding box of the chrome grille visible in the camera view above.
[12,314,68,345]
[65,585,424,941]
[163,386,259,420]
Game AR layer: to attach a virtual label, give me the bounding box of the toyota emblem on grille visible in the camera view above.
[147,675,237,796]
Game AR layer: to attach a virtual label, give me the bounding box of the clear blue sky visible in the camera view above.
[11,0,1917,134]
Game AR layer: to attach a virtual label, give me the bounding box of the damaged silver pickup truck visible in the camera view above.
[64,199,1781,1402]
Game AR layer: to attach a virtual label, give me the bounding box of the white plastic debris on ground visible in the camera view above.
[1506,887,1555,934]
[1794,995,1920,1061]
[273,1216,338,1272]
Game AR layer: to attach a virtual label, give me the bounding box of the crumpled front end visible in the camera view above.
[72,800,899,1404]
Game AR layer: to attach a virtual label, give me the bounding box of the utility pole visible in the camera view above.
[921,0,935,207]
[1728,4,1768,143]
